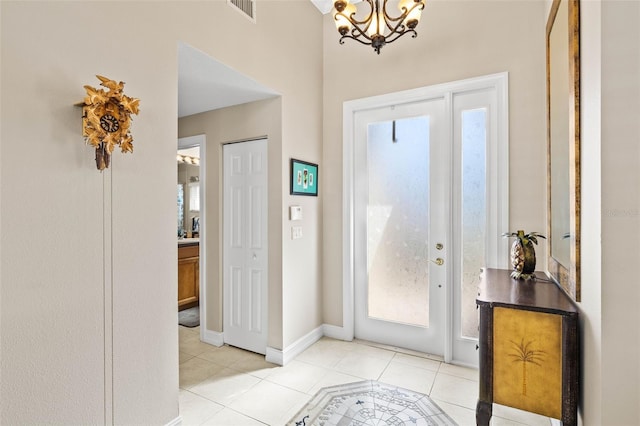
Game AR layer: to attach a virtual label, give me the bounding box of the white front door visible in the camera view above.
[354,99,449,356]
[223,139,268,355]
[346,74,509,365]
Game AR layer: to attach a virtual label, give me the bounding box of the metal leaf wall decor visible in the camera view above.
[82,75,140,170]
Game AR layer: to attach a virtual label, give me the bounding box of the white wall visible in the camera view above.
[550,0,640,423]
[1,1,322,423]
[322,0,547,326]
[1,2,179,423]
[177,1,324,351]
[599,1,640,423]
[577,1,603,423]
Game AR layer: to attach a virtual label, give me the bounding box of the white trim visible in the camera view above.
[496,75,510,268]
[443,91,454,364]
[343,73,510,360]
[342,105,356,342]
[165,415,182,426]
[265,326,324,366]
[201,329,224,347]
[322,324,351,341]
[481,75,510,269]
[177,135,208,341]
[197,137,207,339]
[265,347,283,366]
[178,135,203,150]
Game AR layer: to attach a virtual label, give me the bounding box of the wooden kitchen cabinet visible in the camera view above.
[178,243,199,310]
[476,268,578,426]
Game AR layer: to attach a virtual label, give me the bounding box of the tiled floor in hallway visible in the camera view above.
[178,326,551,425]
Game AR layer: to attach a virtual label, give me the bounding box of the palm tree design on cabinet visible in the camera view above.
[508,338,546,396]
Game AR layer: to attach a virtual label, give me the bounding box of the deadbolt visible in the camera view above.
[430,258,444,266]
[435,243,444,250]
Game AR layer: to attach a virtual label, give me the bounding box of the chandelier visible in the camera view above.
[332,0,426,54]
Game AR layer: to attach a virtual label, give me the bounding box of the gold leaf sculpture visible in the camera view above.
[82,75,140,170]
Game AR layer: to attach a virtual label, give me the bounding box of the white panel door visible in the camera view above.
[354,99,449,356]
[223,139,268,354]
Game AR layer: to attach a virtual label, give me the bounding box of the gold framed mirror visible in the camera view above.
[546,0,580,301]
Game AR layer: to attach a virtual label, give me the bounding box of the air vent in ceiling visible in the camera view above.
[228,0,255,21]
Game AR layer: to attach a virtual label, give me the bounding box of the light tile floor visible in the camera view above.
[179,326,552,426]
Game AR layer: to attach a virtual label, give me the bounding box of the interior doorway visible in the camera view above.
[178,135,206,335]
[177,42,278,346]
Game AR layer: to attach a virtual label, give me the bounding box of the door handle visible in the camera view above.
[430,258,444,266]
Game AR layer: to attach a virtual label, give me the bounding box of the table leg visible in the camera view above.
[476,400,492,426]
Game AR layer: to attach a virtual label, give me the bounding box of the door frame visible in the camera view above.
[178,134,207,340]
[342,73,510,364]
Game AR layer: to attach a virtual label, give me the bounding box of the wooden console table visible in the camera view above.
[476,268,578,425]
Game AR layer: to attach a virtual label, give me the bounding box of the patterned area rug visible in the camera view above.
[288,380,458,426]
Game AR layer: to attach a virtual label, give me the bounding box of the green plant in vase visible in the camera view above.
[502,230,546,280]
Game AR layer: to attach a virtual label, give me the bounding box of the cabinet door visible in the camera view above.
[493,307,562,419]
[178,256,199,308]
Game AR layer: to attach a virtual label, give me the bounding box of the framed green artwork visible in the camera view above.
[290,158,318,196]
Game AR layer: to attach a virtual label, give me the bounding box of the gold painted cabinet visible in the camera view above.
[476,269,578,426]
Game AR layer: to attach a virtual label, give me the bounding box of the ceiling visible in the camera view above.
[177,2,335,118]
[178,43,279,118]
[311,0,333,14]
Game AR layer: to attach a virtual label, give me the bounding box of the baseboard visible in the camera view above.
[201,328,224,347]
[165,415,182,426]
[322,324,352,341]
[265,346,284,366]
[266,326,324,366]
[549,419,562,426]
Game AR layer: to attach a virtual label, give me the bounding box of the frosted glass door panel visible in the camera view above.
[367,117,430,327]
[461,109,486,339]
[354,97,447,356]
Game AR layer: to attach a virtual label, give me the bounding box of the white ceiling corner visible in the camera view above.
[178,42,279,118]
[311,0,362,14]
[311,0,334,14]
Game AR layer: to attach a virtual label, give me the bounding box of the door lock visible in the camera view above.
[430,258,444,266]
[435,243,444,250]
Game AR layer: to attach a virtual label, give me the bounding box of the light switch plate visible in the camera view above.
[290,205,303,221]
[291,226,303,240]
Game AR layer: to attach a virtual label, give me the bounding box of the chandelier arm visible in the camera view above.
[384,1,425,30]
[360,0,379,36]
[382,2,407,29]
[348,23,375,43]
[384,16,407,34]
[345,0,376,26]
[339,34,376,47]
[382,28,418,45]
[334,11,368,28]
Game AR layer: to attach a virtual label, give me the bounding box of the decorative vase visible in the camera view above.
[502,230,546,280]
